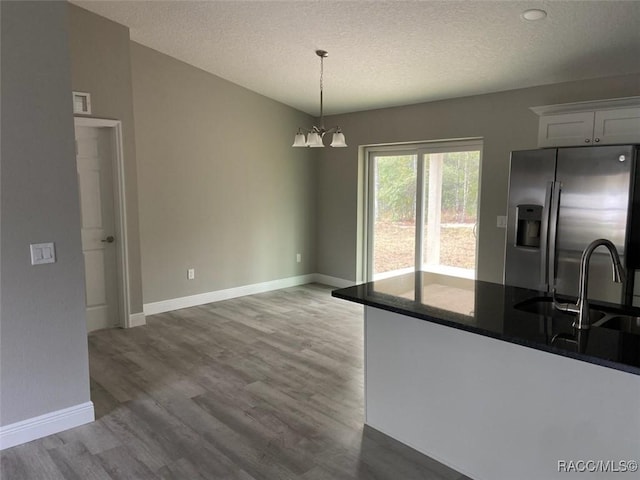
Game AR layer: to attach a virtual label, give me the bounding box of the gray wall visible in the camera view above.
[316,74,640,284]
[0,1,90,425]
[68,5,144,316]
[130,43,317,304]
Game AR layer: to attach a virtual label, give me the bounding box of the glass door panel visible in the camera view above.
[421,150,480,277]
[370,154,417,279]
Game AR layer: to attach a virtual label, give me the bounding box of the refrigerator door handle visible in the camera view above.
[548,181,562,292]
[540,181,553,290]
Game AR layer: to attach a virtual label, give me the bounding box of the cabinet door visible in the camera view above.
[593,107,640,145]
[537,112,594,148]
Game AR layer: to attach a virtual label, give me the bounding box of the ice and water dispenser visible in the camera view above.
[515,204,542,248]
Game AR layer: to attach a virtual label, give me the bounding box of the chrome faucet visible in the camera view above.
[553,239,625,329]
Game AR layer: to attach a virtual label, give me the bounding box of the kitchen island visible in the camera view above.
[332,272,640,480]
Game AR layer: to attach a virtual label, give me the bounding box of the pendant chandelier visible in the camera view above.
[292,50,347,148]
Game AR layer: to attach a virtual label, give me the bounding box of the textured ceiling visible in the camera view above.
[71,0,640,116]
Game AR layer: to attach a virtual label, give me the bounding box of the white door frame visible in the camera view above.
[363,139,483,282]
[74,116,133,328]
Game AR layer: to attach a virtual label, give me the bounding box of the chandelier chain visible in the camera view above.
[319,54,324,123]
[320,54,324,95]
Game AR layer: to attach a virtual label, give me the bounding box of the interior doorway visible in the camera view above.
[74,117,131,331]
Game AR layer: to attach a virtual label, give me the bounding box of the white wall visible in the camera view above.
[131,43,318,306]
[0,0,92,434]
[316,75,640,284]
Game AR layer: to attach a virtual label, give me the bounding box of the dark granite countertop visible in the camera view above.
[332,271,640,376]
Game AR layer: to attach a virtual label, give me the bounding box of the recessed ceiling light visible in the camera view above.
[522,9,547,21]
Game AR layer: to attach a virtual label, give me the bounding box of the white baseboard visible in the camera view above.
[143,273,355,315]
[144,274,316,315]
[0,402,94,451]
[312,274,355,289]
[128,312,146,328]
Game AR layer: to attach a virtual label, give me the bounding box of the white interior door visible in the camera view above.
[75,126,120,332]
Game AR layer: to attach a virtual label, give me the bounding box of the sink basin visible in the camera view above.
[515,296,640,334]
[514,297,557,315]
[593,315,640,335]
[514,297,606,322]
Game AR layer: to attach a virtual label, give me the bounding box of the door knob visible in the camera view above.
[101,236,115,243]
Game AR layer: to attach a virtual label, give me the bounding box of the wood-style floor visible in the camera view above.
[1,284,471,480]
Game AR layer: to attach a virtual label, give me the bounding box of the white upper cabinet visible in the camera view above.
[538,112,595,147]
[531,97,640,148]
[593,108,640,145]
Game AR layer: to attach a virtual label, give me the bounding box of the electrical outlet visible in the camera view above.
[187,268,195,280]
[496,215,507,228]
[296,253,302,263]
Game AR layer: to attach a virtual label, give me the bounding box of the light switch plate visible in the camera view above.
[30,242,56,265]
[496,215,508,228]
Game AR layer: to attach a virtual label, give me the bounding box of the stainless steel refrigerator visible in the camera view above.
[504,145,639,304]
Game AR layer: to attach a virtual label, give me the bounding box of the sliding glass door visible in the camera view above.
[367,141,481,281]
